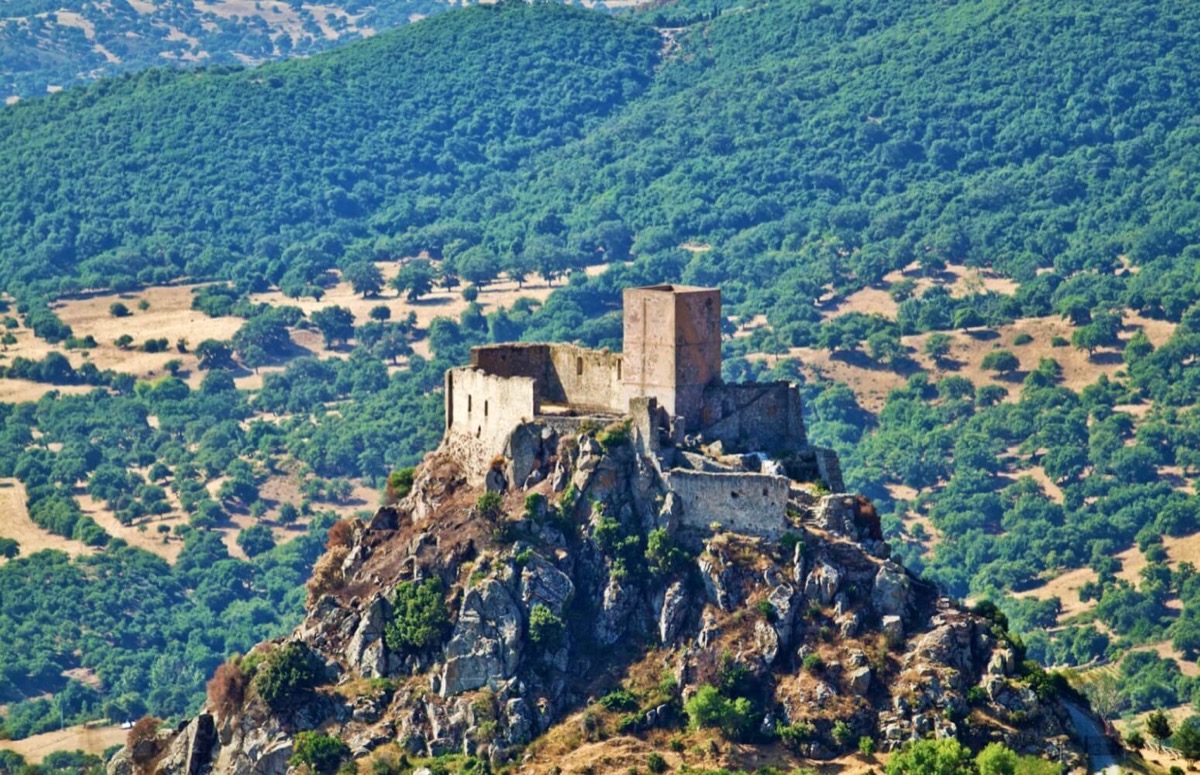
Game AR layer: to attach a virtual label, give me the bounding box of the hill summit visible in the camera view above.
[109,287,1098,774]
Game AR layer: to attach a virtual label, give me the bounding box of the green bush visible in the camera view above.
[1012,332,1034,346]
[598,689,639,712]
[476,491,503,521]
[801,653,824,673]
[646,752,668,773]
[858,736,876,756]
[385,579,451,654]
[683,685,756,741]
[528,603,565,649]
[290,732,350,775]
[253,642,323,711]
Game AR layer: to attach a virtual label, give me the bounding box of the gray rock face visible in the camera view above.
[594,576,636,645]
[441,580,523,696]
[698,556,735,610]
[803,560,841,605]
[882,614,905,644]
[767,584,796,648]
[872,562,911,619]
[753,619,781,665]
[813,495,856,536]
[658,580,689,644]
[519,556,574,617]
[347,594,392,678]
[848,666,872,695]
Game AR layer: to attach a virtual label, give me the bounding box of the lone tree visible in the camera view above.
[924,332,953,364]
[1147,709,1172,748]
[981,349,1020,375]
[391,260,436,301]
[311,306,355,348]
[343,261,384,297]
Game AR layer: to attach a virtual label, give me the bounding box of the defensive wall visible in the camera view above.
[665,469,790,539]
[470,343,625,413]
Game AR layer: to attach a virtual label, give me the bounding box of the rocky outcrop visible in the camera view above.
[122,420,1094,775]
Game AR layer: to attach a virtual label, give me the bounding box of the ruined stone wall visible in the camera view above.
[698,382,807,453]
[544,345,623,411]
[469,343,623,413]
[445,367,538,483]
[665,469,790,539]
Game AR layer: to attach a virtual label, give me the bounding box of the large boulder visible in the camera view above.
[803,561,841,606]
[346,594,392,678]
[519,556,574,617]
[441,580,523,696]
[658,580,689,644]
[872,562,912,619]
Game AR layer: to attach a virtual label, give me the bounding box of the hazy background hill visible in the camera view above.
[0,0,637,102]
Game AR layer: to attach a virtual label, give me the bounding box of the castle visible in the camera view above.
[442,284,842,537]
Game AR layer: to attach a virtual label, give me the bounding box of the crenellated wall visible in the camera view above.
[470,343,624,413]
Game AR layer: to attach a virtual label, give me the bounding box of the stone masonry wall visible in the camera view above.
[665,469,790,539]
[469,343,623,413]
[698,382,807,453]
[445,367,537,484]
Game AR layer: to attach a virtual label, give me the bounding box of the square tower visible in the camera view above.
[622,284,722,429]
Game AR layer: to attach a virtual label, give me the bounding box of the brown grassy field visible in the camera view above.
[0,722,127,764]
[0,478,96,564]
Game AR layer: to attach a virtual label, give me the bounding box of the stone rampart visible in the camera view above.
[665,469,790,539]
[445,367,537,484]
[470,343,623,413]
[698,382,807,453]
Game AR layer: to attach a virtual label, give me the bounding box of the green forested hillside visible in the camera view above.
[0,3,659,291]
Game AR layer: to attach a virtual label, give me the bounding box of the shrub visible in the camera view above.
[127,716,163,764]
[290,732,350,775]
[755,600,777,622]
[1050,335,1069,347]
[1012,332,1034,345]
[477,491,503,521]
[1123,731,1144,749]
[598,689,639,712]
[858,736,876,756]
[966,685,988,705]
[109,302,131,318]
[646,753,668,773]
[206,659,249,720]
[683,685,756,740]
[831,720,852,747]
[597,419,631,450]
[325,519,354,550]
[385,579,451,654]
[801,653,825,673]
[776,720,815,751]
[529,603,565,649]
[253,642,323,711]
[384,467,415,505]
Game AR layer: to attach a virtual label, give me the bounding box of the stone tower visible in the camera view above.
[622,284,722,429]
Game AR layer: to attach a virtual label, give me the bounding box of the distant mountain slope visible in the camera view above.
[0,3,659,290]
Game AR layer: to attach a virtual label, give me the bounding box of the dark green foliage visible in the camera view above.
[237,524,276,558]
[290,731,350,775]
[683,685,755,741]
[598,689,639,712]
[385,579,451,654]
[646,752,667,773]
[253,642,323,711]
[0,5,659,293]
[528,604,564,650]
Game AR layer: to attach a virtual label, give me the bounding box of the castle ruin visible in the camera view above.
[442,284,842,538]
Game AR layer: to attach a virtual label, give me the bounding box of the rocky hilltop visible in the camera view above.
[109,414,1096,775]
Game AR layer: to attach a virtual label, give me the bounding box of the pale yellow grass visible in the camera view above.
[0,478,95,563]
[1014,565,1098,621]
[0,723,127,764]
[826,262,1019,321]
[76,492,186,564]
[53,284,244,383]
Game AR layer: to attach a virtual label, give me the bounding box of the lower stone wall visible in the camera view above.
[665,469,789,539]
[698,382,807,453]
[445,367,538,485]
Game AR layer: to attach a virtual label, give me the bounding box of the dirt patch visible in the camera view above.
[0,478,96,563]
[825,263,1019,322]
[0,723,127,764]
[77,492,186,564]
[1014,565,1098,622]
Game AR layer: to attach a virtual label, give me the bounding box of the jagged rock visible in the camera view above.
[792,543,805,582]
[813,495,855,536]
[519,556,574,617]
[347,594,392,678]
[369,506,400,531]
[106,748,134,775]
[698,556,734,610]
[837,610,861,639]
[767,584,796,647]
[753,619,780,665]
[872,562,911,619]
[846,666,871,695]
[485,467,507,493]
[502,698,534,747]
[803,560,841,605]
[595,576,636,645]
[882,614,905,643]
[658,581,689,644]
[697,609,721,648]
[441,580,523,696]
[988,648,1015,676]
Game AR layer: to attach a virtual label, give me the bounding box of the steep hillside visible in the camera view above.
[110,417,1093,774]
